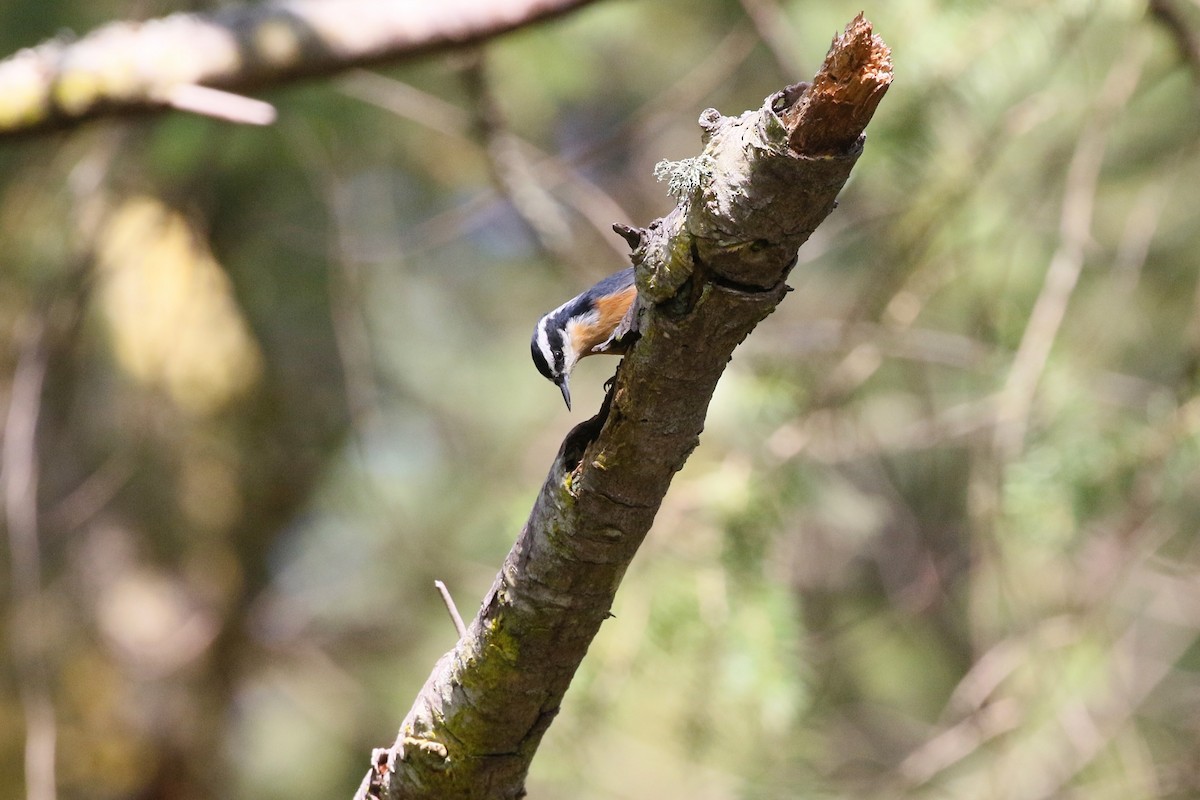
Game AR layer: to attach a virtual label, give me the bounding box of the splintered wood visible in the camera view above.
[782,13,893,156]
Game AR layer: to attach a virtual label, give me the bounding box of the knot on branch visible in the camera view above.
[612,222,644,250]
[698,106,732,141]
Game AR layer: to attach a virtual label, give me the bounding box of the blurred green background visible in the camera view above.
[3,0,1200,798]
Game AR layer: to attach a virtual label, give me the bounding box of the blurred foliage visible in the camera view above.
[2,0,1200,798]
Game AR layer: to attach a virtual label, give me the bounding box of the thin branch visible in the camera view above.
[340,69,634,269]
[737,0,806,78]
[2,317,56,800]
[898,698,1022,787]
[1148,0,1200,80]
[374,26,761,263]
[765,396,1000,465]
[993,572,1200,800]
[433,581,468,640]
[460,54,583,270]
[750,319,1000,371]
[0,0,599,137]
[808,20,1100,407]
[1112,177,1172,294]
[994,43,1145,458]
[572,24,761,166]
[358,17,892,800]
[893,617,1079,789]
[43,452,134,533]
[314,141,386,432]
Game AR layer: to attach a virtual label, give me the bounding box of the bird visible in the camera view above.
[531,267,638,410]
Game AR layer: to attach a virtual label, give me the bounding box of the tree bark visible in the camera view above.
[360,14,893,800]
[0,0,599,136]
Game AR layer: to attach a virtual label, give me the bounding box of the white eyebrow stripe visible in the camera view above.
[536,314,557,373]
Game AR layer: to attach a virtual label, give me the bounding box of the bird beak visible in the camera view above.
[557,377,572,411]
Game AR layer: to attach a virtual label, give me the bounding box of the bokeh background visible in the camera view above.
[3,0,1200,798]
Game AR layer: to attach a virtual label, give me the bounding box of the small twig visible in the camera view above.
[354,748,394,800]
[433,580,467,639]
[165,84,277,125]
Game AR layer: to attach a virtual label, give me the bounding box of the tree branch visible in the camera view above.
[361,14,892,800]
[0,0,599,137]
[3,316,56,800]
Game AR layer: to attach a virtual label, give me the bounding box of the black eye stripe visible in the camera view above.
[531,315,567,381]
[531,339,555,381]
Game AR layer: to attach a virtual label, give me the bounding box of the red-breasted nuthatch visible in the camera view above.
[531,267,637,410]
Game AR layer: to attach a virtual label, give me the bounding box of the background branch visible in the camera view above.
[3,317,55,800]
[993,39,1146,459]
[0,0,598,136]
